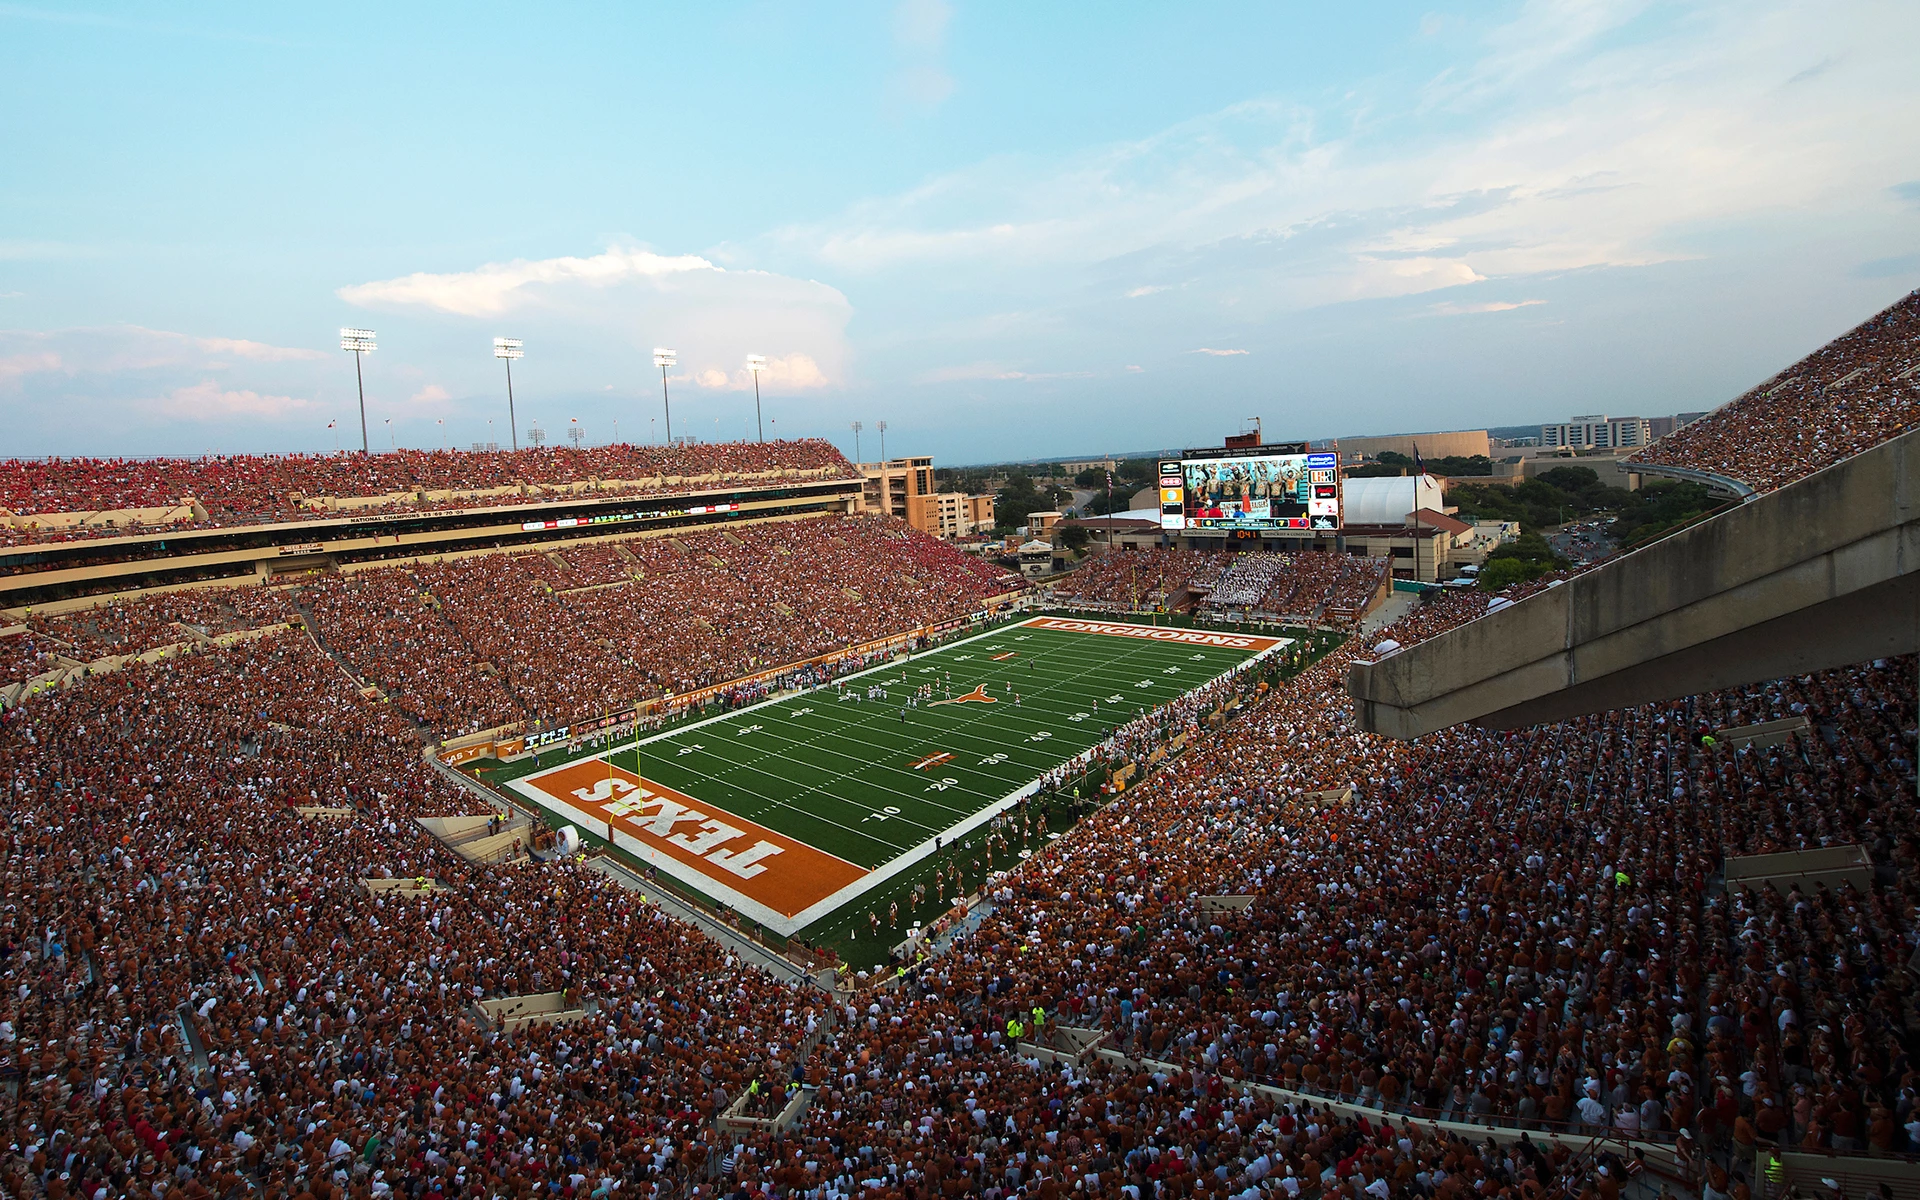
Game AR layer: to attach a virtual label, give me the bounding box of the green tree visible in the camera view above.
[1060,524,1091,552]
[995,474,1056,531]
[1477,557,1535,590]
[1477,531,1567,589]
[1609,480,1719,546]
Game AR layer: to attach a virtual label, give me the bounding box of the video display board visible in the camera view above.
[1159,445,1340,533]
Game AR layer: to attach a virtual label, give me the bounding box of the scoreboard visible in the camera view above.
[1160,444,1340,534]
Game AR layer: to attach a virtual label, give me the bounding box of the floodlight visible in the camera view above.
[653,349,678,441]
[746,354,768,442]
[340,328,377,453]
[494,337,524,452]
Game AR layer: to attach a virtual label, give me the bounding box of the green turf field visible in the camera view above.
[506,615,1286,943]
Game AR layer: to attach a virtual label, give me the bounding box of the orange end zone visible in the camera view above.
[1022,615,1287,652]
[518,759,867,918]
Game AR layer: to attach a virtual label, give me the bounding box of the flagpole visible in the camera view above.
[1412,442,1425,585]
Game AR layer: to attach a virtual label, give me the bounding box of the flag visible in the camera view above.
[1412,443,1424,477]
[327,421,336,429]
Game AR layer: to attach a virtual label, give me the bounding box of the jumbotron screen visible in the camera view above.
[1159,445,1341,533]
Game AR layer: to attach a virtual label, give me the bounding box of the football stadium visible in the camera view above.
[8,9,1920,1200]
[501,616,1292,941]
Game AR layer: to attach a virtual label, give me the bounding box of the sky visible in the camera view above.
[2,0,1917,465]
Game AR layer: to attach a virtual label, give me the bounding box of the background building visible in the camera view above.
[1324,429,1491,462]
[1541,415,1652,450]
[858,457,995,538]
[1646,412,1708,440]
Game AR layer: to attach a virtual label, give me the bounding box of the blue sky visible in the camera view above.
[2,0,1917,464]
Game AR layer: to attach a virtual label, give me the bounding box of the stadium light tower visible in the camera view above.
[877,420,888,462]
[493,338,524,453]
[745,354,767,442]
[653,348,677,443]
[339,328,376,455]
[851,420,863,463]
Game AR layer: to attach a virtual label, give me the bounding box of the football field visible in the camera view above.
[508,615,1288,935]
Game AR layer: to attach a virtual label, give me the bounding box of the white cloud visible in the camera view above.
[197,335,327,363]
[887,0,954,111]
[893,0,950,48]
[0,349,61,383]
[1427,298,1548,316]
[1124,365,1144,373]
[339,247,720,317]
[737,353,829,390]
[767,0,1920,328]
[0,326,324,378]
[1124,285,1169,298]
[335,246,853,411]
[0,326,338,450]
[916,362,1093,384]
[1189,348,1250,357]
[409,384,453,406]
[158,381,314,420]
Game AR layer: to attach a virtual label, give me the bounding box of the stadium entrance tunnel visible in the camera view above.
[1346,426,1920,737]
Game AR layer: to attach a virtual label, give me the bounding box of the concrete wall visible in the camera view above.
[1349,427,1920,736]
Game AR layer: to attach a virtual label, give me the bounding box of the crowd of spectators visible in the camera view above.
[8,589,297,666]
[1181,552,1390,625]
[1060,547,1387,626]
[1323,559,1391,620]
[1630,290,1920,493]
[4,534,1917,1200]
[299,570,523,737]
[0,440,858,543]
[0,630,824,1200]
[1207,557,1300,610]
[6,515,1022,740]
[1055,550,1234,611]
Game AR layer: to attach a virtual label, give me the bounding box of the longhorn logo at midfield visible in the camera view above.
[929,684,997,707]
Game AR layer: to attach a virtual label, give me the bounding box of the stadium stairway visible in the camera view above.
[290,590,376,694]
[1349,425,1920,736]
[580,854,828,991]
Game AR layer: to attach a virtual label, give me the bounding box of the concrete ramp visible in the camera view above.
[1724,845,1874,896]
[1348,427,1920,737]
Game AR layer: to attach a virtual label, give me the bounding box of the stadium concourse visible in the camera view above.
[4,294,1920,1200]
